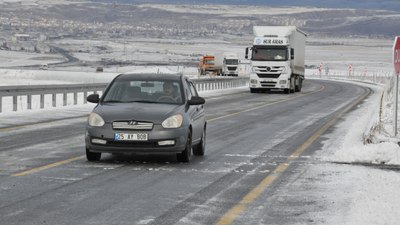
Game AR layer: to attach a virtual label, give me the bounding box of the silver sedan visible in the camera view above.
[85,73,206,163]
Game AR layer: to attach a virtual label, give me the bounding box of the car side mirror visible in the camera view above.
[87,94,100,103]
[188,96,205,105]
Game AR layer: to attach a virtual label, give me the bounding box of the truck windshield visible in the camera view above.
[225,59,239,65]
[251,47,288,61]
[204,59,214,65]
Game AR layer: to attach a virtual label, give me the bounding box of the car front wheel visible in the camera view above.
[193,127,206,156]
[177,130,192,163]
[86,147,101,162]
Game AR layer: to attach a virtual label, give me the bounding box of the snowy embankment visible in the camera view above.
[309,73,400,166]
[305,74,400,225]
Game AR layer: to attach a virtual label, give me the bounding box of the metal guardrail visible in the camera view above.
[307,73,393,85]
[192,77,248,92]
[0,77,249,113]
[0,83,107,113]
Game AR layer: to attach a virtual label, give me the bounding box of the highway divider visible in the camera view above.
[0,77,249,113]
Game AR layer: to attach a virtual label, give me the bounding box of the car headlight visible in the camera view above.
[88,113,105,127]
[162,114,183,128]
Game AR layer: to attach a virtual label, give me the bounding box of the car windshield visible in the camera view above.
[102,79,183,104]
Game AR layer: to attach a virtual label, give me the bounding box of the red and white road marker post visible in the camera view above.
[393,36,400,136]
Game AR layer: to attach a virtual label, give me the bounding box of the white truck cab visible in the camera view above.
[222,52,239,76]
[246,26,307,94]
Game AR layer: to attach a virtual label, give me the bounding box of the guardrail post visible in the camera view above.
[52,93,56,107]
[63,92,67,106]
[27,95,32,110]
[84,92,88,104]
[0,96,2,113]
[40,94,45,109]
[74,92,78,105]
[13,95,17,111]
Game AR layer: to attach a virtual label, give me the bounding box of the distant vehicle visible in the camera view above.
[198,55,215,75]
[215,52,240,76]
[96,67,103,72]
[245,26,307,94]
[198,52,240,76]
[85,73,207,163]
[40,64,48,70]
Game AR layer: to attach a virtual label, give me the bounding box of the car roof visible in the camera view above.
[116,73,183,82]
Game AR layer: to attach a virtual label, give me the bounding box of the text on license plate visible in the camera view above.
[114,133,148,141]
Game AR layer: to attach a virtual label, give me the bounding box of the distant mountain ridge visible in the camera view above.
[91,0,400,11]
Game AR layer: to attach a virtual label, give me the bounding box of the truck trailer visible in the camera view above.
[245,26,307,93]
[198,52,240,76]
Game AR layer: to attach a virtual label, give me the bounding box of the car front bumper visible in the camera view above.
[85,124,188,154]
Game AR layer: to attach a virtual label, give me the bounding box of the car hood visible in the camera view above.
[93,103,184,124]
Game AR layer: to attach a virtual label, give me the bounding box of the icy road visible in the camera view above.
[0,79,375,225]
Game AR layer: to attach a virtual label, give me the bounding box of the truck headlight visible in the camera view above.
[251,67,258,73]
[88,113,105,127]
[162,114,183,128]
[279,80,287,84]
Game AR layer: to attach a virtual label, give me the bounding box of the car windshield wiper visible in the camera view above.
[102,100,124,103]
[127,100,159,104]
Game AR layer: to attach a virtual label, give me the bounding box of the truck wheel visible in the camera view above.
[290,78,295,93]
[298,79,303,92]
[294,77,299,92]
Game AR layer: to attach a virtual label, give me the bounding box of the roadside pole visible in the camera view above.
[393,36,400,136]
[395,75,398,136]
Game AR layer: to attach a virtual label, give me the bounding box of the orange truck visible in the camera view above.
[198,55,218,75]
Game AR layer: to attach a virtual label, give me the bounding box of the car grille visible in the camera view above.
[227,67,237,71]
[112,121,153,130]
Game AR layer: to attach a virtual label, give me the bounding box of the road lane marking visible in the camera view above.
[215,87,370,225]
[12,156,85,177]
[10,85,325,177]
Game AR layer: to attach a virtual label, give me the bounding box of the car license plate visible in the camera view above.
[114,133,148,141]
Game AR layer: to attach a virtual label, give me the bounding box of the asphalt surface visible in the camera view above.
[0,79,370,225]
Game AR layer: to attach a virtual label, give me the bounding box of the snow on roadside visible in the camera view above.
[307,79,400,225]
[318,80,400,165]
[0,69,118,85]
